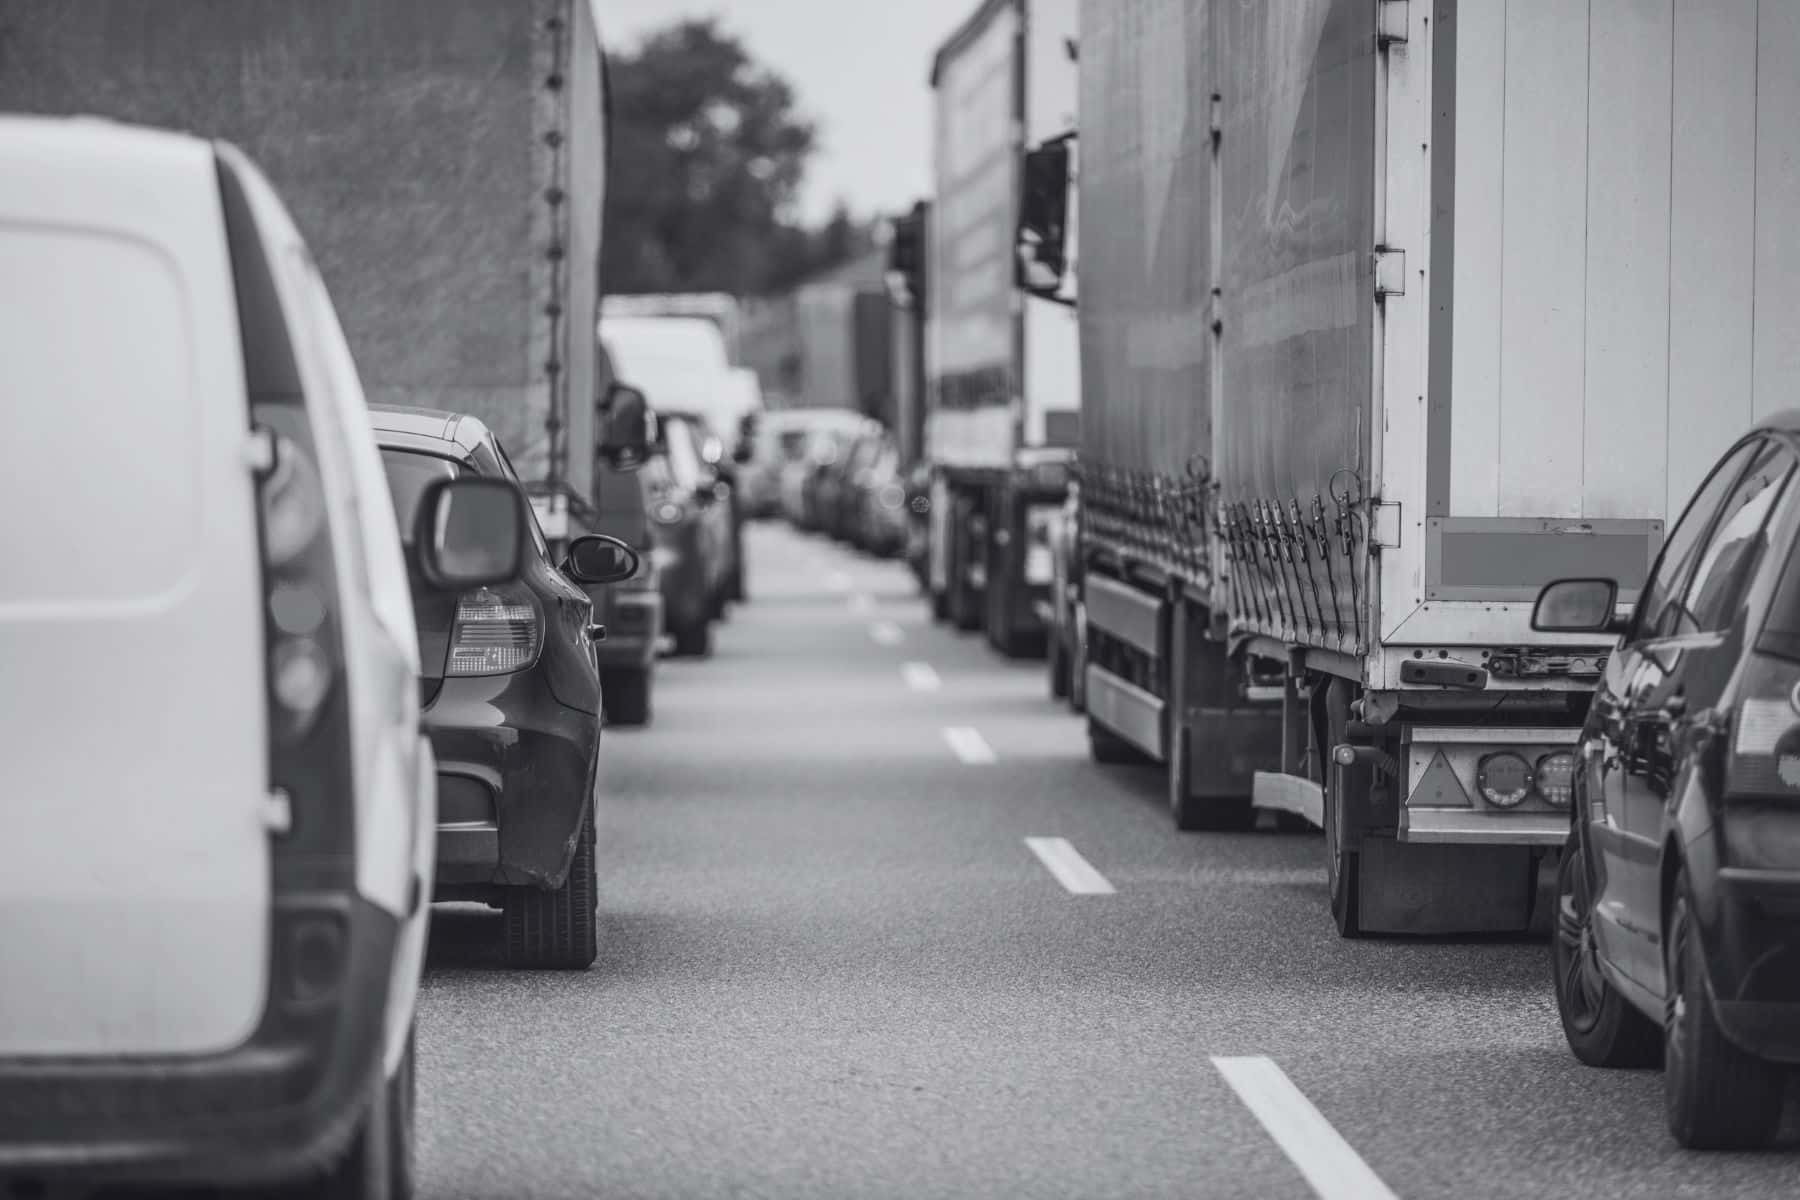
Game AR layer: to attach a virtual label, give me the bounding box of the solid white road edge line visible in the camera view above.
[1023,837,1115,895]
[941,725,996,765]
[1210,1056,1398,1200]
[869,620,904,646]
[901,662,942,692]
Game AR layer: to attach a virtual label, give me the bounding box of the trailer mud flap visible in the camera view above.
[1357,841,1535,935]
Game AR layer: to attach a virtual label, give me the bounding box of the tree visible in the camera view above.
[606,18,855,296]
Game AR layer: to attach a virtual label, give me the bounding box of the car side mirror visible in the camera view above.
[1532,578,1626,635]
[597,382,653,471]
[563,534,641,585]
[414,477,527,591]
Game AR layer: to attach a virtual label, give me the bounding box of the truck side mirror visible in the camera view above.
[597,382,653,472]
[1016,138,1072,302]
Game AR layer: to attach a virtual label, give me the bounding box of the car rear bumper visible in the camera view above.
[424,670,599,893]
[1710,865,1800,1062]
[0,894,396,1187]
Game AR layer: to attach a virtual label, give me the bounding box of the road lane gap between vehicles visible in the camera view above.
[902,662,942,692]
[1024,837,1115,895]
[942,726,996,764]
[1210,1056,1397,1200]
[869,620,904,646]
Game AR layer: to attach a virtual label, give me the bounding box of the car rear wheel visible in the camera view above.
[602,667,652,727]
[503,808,598,970]
[671,619,712,658]
[1552,834,1660,1067]
[1663,869,1785,1148]
[1047,633,1071,700]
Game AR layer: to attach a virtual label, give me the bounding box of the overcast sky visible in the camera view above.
[601,0,975,225]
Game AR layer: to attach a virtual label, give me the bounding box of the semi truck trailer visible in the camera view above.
[925,0,1080,656]
[1,0,614,546]
[1043,0,1800,936]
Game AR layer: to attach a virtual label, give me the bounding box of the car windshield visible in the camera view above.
[378,448,462,540]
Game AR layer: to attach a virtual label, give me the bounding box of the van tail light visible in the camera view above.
[257,431,340,742]
[448,584,541,676]
[1726,652,1800,797]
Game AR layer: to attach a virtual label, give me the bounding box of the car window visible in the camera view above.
[1636,440,1759,641]
[379,449,461,541]
[1671,444,1795,636]
[492,439,551,556]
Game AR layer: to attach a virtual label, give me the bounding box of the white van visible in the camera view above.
[0,117,527,1197]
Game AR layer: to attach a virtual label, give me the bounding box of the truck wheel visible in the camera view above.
[602,667,653,727]
[503,809,598,970]
[1552,833,1660,1068]
[1048,634,1071,700]
[1323,683,1364,938]
[1663,867,1785,1148]
[672,619,712,658]
[1088,715,1149,766]
[1168,722,1254,832]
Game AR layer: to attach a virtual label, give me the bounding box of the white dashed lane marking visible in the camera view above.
[1023,837,1115,895]
[1211,1056,1398,1200]
[901,662,942,692]
[941,726,996,764]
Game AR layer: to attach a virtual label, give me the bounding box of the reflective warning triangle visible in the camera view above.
[1407,749,1471,808]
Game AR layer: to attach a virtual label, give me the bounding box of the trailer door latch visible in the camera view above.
[1374,247,1407,298]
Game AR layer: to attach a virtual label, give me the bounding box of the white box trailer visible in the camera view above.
[925,0,1081,656]
[1072,0,1800,934]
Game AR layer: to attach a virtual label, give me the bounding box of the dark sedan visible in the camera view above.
[373,407,637,969]
[1536,417,1800,1148]
[646,410,733,657]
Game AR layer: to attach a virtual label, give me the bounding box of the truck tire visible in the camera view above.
[602,666,653,727]
[671,619,712,658]
[1088,715,1149,766]
[503,809,598,970]
[1663,867,1785,1148]
[1168,721,1255,832]
[1552,832,1660,1068]
[1323,681,1364,938]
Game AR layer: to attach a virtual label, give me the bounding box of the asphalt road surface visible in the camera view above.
[418,522,1800,1200]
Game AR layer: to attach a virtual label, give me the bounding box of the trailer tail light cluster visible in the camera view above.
[1726,653,1800,798]
[448,584,542,676]
[1472,750,1574,809]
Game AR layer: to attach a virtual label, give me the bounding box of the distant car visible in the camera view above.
[581,454,663,726]
[741,409,823,518]
[807,419,882,537]
[852,432,909,557]
[647,411,734,656]
[776,410,873,528]
[0,116,487,1197]
[826,425,887,544]
[1535,421,1800,1149]
[373,409,639,970]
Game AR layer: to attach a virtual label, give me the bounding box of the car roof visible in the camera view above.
[368,404,490,455]
[1754,410,1800,438]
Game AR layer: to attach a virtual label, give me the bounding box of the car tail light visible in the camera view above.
[448,584,541,676]
[1476,752,1533,808]
[1535,752,1575,807]
[1727,653,1800,797]
[257,432,339,741]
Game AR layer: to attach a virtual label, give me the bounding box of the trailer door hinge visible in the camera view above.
[1371,501,1402,550]
[1378,0,1410,46]
[1374,247,1406,298]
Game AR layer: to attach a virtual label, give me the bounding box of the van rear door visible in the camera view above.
[0,124,271,1056]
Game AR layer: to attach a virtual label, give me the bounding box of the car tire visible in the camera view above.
[1552,834,1661,1068]
[1663,868,1785,1148]
[1088,716,1149,766]
[602,667,652,727]
[503,808,598,970]
[1048,635,1071,700]
[283,1024,412,1199]
[672,619,712,658]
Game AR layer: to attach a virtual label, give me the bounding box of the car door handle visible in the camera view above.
[585,623,607,642]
